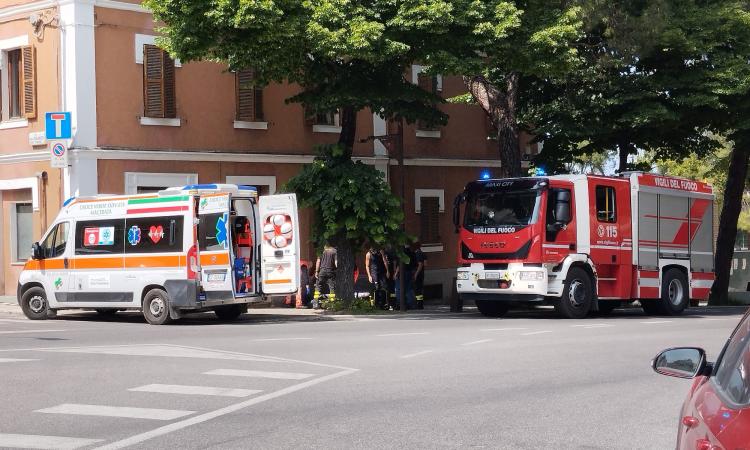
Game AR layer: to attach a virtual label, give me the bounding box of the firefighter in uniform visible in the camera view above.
[313,244,337,309]
[413,242,426,309]
[384,247,397,309]
[365,246,388,308]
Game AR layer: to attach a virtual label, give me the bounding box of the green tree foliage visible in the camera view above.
[432,1,585,177]
[283,146,409,305]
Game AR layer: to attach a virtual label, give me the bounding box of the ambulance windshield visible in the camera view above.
[464,189,541,228]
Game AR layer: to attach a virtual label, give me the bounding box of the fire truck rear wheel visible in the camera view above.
[556,267,593,319]
[660,268,689,315]
[142,288,173,325]
[475,300,510,317]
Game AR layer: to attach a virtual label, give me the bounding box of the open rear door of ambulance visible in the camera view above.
[258,194,301,295]
[197,193,234,298]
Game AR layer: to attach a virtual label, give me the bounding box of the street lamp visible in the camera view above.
[360,118,407,312]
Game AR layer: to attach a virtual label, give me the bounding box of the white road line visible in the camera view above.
[640,320,673,324]
[0,329,66,334]
[36,404,194,421]
[0,433,103,449]
[128,384,262,398]
[480,327,528,332]
[521,330,553,336]
[0,358,39,363]
[252,337,313,342]
[400,350,434,359]
[204,369,313,380]
[461,339,493,346]
[704,318,737,321]
[94,369,358,450]
[376,332,430,337]
[572,324,613,329]
[42,345,276,362]
[0,318,46,323]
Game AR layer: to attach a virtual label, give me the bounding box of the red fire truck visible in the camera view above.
[452,172,715,319]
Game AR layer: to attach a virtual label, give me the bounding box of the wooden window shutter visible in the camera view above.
[236,70,263,121]
[21,46,36,119]
[419,197,441,244]
[143,44,176,118]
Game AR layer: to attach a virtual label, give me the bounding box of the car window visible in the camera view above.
[714,312,750,406]
[41,222,69,258]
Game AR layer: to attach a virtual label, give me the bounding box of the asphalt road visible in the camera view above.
[0,305,745,449]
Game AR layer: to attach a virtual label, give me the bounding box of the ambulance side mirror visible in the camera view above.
[31,242,43,260]
[555,190,571,224]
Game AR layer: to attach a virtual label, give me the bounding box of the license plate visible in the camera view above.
[485,272,501,280]
[208,272,226,282]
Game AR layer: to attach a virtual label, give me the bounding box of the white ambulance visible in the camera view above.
[16,184,300,324]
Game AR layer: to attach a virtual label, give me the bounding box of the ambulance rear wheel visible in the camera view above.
[142,288,173,325]
[475,300,509,317]
[214,305,244,321]
[556,267,593,319]
[660,268,688,315]
[21,287,49,320]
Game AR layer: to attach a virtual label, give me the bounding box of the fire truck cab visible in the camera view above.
[453,173,715,319]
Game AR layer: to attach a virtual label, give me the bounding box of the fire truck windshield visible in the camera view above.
[463,189,540,228]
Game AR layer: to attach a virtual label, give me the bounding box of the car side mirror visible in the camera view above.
[31,242,43,260]
[652,347,706,379]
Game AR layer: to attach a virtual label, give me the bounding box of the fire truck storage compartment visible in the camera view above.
[636,191,713,272]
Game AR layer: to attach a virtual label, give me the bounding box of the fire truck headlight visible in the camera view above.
[519,271,544,281]
[457,271,470,280]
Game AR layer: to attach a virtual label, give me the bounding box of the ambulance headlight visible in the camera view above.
[457,271,470,280]
[519,271,544,281]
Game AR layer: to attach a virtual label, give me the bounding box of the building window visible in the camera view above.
[236,70,264,122]
[13,203,33,262]
[595,186,616,223]
[2,46,35,121]
[143,44,176,119]
[315,110,339,126]
[416,72,440,132]
[124,172,198,195]
[419,196,441,244]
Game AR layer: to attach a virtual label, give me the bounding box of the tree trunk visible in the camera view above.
[464,73,523,177]
[710,144,750,305]
[333,233,356,307]
[617,141,631,173]
[338,105,357,159]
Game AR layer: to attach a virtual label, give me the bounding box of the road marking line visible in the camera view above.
[572,324,613,329]
[93,369,358,450]
[252,337,313,342]
[376,332,430,337]
[204,369,313,380]
[480,327,528,332]
[36,404,194,421]
[0,318,50,323]
[0,358,39,363]
[0,433,103,449]
[42,345,277,362]
[640,320,673,324]
[704,318,736,321]
[521,330,553,336]
[0,329,66,334]
[461,339,493,346]
[400,350,434,359]
[129,384,262,398]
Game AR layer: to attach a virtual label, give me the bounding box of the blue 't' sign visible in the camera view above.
[45,112,72,140]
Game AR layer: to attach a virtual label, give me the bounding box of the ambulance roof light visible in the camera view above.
[480,170,491,180]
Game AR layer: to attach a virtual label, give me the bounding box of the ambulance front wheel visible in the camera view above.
[556,267,593,319]
[142,288,173,325]
[20,286,49,320]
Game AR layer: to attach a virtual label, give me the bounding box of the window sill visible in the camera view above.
[11,261,27,266]
[312,125,342,134]
[416,130,441,138]
[140,117,181,127]
[0,119,29,130]
[421,244,443,253]
[234,121,268,130]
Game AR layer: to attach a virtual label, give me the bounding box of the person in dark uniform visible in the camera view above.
[394,245,417,310]
[384,247,397,309]
[413,242,427,309]
[313,244,337,309]
[365,246,388,308]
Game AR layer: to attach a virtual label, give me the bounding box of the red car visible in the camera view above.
[653,310,750,449]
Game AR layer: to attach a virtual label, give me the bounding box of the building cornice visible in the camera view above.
[0,0,148,22]
[0,151,49,164]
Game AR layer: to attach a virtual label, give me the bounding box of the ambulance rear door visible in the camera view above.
[258,194,301,295]
[197,193,234,295]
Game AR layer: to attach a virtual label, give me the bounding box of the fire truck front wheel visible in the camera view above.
[475,300,510,317]
[556,267,593,319]
[659,268,689,315]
